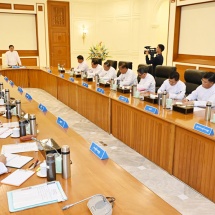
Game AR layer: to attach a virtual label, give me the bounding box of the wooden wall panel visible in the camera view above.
[174,126,215,202]
[21,58,37,66]
[112,100,175,173]
[14,4,34,11]
[0,3,11,9]
[68,83,77,111]
[199,67,215,72]
[57,78,69,106]
[77,86,110,133]
[175,64,196,81]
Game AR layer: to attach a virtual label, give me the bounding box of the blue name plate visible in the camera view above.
[9,80,14,87]
[17,86,23,93]
[4,76,8,82]
[194,123,214,136]
[12,65,20,68]
[48,69,52,73]
[59,73,64,78]
[38,103,47,112]
[25,93,32,101]
[56,117,69,129]
[96,87,104,94]
[82,82,88,88]
[144,105,158,114]
[89,142,108,160]
[118,95,129,103]
[69,77,74,82]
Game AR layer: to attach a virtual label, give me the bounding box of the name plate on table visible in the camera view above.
[89,142,108,160]
[193,123,214,136]
[12,65,20,68]
[56,117,69,129]
[82,82,88,88]
[48,69,52,73]
[118,95,129,103]
[69,77,74,82]
[38,103,47,112]
[9,80,14,87]
[144,105,158,114]
[25,93,32,101]
[17,86,23,93]
[4,76,8,82]
[96,88,104,94]
[59,73,64,78]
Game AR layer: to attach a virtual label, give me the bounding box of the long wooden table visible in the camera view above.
[0,75,180,214]
[1,66,215,203]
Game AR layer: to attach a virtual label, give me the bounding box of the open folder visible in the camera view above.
[7,181,67,212]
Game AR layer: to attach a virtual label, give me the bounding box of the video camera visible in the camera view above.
[144,46,157,56]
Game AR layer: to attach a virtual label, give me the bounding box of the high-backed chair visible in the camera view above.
[184,69,205,95]
[106,60,117,70]
[137,64,152,83]
[155,65,176,91]
[117,61,133,77]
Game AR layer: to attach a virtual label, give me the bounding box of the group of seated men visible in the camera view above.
[74,55,215,108]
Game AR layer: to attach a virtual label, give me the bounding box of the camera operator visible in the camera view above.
[145,44,165,76]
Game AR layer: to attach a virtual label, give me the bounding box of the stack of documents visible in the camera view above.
[7,181,67,212]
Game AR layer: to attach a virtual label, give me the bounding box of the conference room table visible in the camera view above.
[0,72,180,214]
[1,66,215,204]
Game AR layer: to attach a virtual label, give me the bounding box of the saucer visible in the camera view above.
[210,120,215,124]
[11,134,20,138]
[37,171,47,178]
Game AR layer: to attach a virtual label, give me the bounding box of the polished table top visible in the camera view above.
[0,75,180,214]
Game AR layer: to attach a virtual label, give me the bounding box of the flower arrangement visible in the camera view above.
[87,42,110,61]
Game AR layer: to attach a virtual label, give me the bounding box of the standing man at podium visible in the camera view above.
[5,45,22,66]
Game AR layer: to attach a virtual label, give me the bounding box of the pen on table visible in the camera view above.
[28,162,34,169]
[32,159,39,169]
[34,160,41,169]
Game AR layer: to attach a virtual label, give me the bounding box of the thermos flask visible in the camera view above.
[6,102,12,119]
[46,153,56,181]
[0,82,3,92]
[62,145,71,179]
[205,101,212,121]
[5,89,10,103]
[132,85,137,97]
[30,114,37,136]
[19,119,26,137]
[95,74,99,86]
[162,90,167,108]
[16,99,21,117]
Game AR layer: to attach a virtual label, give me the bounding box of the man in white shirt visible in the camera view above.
[74,55,89,72]
[99,61,116,81]
[5,45,22,66]
[87,58,103,77]
[116,63,137,86]
[183,72,215,107]
[0,154,7,175]
[137,66,155,94]
[157,71,186,100]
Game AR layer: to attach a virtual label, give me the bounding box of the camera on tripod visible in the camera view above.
[144,46,157,56]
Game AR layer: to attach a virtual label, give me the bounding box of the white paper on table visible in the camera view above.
[0,106,5,112]
[5,153,33,168]
[194,107,204,112]
[1,142,38,154]
[0,129,12,138]
[2,122,19,128]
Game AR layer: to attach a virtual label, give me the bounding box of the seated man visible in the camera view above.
[183,72,215,107]
[74,55,89,72]
[0,154,7,175]
[157,71,186,100]
[5,45,22,66]
[87,58,103,77]
[137,66,155,94]
[99,61,116,81]
[115,63,137,86]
